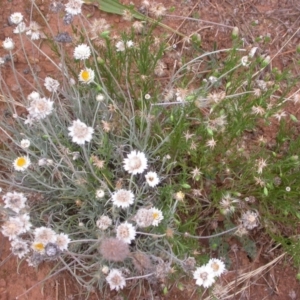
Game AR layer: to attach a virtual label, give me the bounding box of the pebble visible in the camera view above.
[7,17,14,26]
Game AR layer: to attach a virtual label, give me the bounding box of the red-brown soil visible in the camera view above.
[1,0,300,299]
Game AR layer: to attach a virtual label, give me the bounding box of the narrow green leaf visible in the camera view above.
[163,286,168,295]
[181,183,191,189]
[83,0,186,37]
[290,114,298,122]
[207,128,214,136]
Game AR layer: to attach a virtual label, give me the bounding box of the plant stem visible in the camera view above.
[184,226,238,239]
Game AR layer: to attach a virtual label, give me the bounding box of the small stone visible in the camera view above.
[7,17,14,26]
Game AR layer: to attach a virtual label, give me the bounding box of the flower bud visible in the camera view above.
[232,27,239,38]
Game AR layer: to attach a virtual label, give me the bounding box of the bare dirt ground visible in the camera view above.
[1,0,300,299]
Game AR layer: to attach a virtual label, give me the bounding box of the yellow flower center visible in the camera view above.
[175,191,185,201]
[16,157,27,167]
[81,70,90,81]
[33,242,45,252]
[211,262,220,271]
[153,212,159,220]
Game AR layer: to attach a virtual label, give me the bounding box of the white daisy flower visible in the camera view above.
[193,265,215,288]
[55,233,71,251]
[174,191,185,202]
[116,40,134,51]
[3,37,14,50]
[3,191,27,213]
[132,21,144,33]
[116,40,125,52]
[38,158,54,166]
[10,12,23,25]
[68,119,94,145]
[34,227,57,244]
[219,194,239,215]
[96,93,105,102]
[142,0,150,8]
[27,97,54,120]
[11,238,30,259]
[145,171,160,187]
[44,77,60,92]
[102,265,110,274]
[207,258,226,277]
[126,40,134,48]
[240,210,260,230]
[96,215,112,230]
[133,208,154,228]
[78,68,95,84]
[65,0,83,15]
[13,156,31,172]
[256,158,267,174]
[26,22,43,40]
[13,22,26,34]
[111,189,134,208]
[123,150,148,175]
[29,31,41,40]
[206,138,217,149]
[74,44,91,60]
[149,3,166,18]
[144,93,151,100]
[1,217,26,240]
[106,269,126,291]
[18,214,32,232]
[116,222,136,244]
[20,139,30,149]
[27,91,40,101]
[96,189,105,199]
[150,207,164,226]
